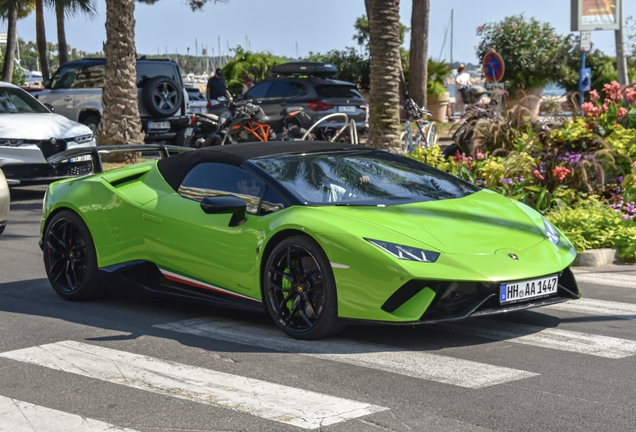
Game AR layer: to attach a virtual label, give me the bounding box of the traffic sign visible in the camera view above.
[580,31,591,52]
[482,51,505,83]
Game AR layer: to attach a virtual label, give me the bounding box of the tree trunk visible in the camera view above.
[56,4,68,65]
[1,7,17,83]
[35,0,50,82]
[98,0,144,162]
[409,0,429,108]
[365,0,402,151]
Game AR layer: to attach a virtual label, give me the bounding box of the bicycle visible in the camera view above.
[401,97,438,154]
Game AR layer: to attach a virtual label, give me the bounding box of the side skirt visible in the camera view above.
[99,260,264,314]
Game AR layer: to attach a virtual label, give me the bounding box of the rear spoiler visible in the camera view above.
[47,144,192,174]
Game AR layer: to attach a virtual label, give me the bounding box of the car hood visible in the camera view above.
[318,190,545,255]
[0,113,92,140]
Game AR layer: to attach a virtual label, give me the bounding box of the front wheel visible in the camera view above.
[43,210,101,300]
[263,235,343,339]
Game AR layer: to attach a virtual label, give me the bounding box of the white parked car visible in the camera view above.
[0,81,96,185]
[186,86,207,113]
[0,168,8,235]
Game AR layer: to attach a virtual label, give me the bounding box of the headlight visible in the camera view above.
[73,134,94,144]
[542,216,560,246]
[0,139,24,147]
[365,238,440,262]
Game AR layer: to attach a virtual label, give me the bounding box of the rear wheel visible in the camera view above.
[82,115,100,135]
[263,235,343,339]
[43,210,101,300]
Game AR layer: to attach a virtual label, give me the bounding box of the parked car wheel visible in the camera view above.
[142,76,183,118]
[82,115,100,135]
[263,235,343,340]
[43,210,101,300]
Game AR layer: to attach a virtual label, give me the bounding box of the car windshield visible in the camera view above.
[252,150,477,206]
[0,87,49,114]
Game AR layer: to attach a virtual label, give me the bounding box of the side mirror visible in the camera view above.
[44,103,55,113]
[200,195,247,227]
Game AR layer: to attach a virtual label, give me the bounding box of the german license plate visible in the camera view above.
[338,106,356,112]
[184,127,194,137]
[148,121,170,131]
[69,154,92,163]
[500,274,558,304]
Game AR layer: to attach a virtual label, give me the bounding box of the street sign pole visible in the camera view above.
[579,31,592,108]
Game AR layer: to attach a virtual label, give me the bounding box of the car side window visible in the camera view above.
[71,65,106,89]
[50,65,81,89]
[260,187,286,215]
[265,81,292,99]
[246,82,271,100]
[286,82,307,98]
[178,163,264,215]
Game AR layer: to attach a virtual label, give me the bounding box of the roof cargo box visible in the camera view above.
[271,62,338,77]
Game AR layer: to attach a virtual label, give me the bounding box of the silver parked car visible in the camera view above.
[0,81,96,185]
[0,168,8,235]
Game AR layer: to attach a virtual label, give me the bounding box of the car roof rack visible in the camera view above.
[271,62,338,78]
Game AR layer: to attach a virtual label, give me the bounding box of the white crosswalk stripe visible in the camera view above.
[0,395,139,432]
[543,297,636,320]
[572,271,636,289]
[0,341,387,430]
[154,317,539,389]
[442,319,636,358]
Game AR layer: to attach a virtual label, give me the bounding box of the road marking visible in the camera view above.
[0,395,139,432]
[443,320,636,358]
[154,317,539,389]
[572,271,636,289]
[543,298,636,320]
[0,341,386,430]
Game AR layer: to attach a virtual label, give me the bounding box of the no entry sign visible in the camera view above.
[483,51,505,83]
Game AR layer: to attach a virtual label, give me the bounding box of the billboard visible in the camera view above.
[571,0,621,31]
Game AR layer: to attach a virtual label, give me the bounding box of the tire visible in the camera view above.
[442,143,459,159]
[263,235,344,340]
[82,115,100,135]
[43,210,101,301]
[425,122,438,147]
[0,224,5,235]
[142,76,183,118]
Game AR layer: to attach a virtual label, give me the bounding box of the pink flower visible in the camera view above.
[550,37,557,43]
[531,39,537,43]
[511,23,519,30]
[617,107,628,119]
[533,170,545,181]
[626,87,636,102]
[515,36,521,41]
[603,81,622,101]
[589,89,599,103]
[476,148,484,160]
[552,166,571,182]
[581,102,600,117]
[477,24,487,34]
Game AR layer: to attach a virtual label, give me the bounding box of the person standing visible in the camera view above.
[206,68,232,106]
[454,64,471,118]
[242,73,254,95]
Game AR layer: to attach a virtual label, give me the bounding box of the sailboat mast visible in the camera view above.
[450,9,454,65]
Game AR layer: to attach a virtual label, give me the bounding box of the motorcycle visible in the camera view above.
[217,99,314,145]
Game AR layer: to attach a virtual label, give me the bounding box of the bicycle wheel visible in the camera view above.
[426,122,438,147]
[401,123,413,153]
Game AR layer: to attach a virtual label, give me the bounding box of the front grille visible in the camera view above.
[38,139,67,158]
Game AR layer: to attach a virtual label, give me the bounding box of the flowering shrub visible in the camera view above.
[476,15,569,91]
[581,82,636,135]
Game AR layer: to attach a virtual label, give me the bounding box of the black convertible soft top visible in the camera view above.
[157,141,373,192]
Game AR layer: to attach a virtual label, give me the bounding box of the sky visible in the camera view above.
[7,0,636,67]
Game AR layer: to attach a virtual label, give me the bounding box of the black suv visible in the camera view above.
[36,58,193,145]
[233,62,368,135]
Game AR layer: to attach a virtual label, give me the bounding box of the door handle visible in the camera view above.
[143,214,163,224]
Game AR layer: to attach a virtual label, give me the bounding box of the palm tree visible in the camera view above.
[53,0,97,65]
[409,0,430,108]
[35,0,50,82]
[0,0,35,83]
[98,0,144,157]
[365,0,402,151]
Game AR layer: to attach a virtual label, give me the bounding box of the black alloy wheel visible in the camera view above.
[43,210,101,300]
[142,76,183,117]
[264,236,343,340]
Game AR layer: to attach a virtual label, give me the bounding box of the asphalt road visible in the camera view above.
[1,186,636,432]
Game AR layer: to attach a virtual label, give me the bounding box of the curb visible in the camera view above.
[573,249,617,267]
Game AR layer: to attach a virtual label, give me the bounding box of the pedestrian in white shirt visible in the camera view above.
[454,64,471,118]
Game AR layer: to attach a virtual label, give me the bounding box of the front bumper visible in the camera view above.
[342,267,580,326]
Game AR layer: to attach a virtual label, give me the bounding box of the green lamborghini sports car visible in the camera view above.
[40,141,580,339]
